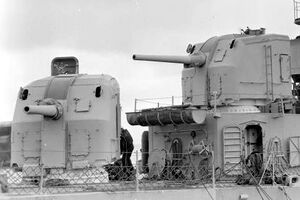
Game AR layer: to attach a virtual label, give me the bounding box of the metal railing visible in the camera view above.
[132,92,292,112]
[1,151,300,195]
[134,96,183,112]
[0,151,215,194]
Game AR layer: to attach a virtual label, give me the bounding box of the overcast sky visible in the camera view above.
[0,0,299,144]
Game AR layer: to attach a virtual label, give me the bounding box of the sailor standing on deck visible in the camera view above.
[120,128,134,169]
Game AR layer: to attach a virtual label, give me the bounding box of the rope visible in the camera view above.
[188,154,215,200]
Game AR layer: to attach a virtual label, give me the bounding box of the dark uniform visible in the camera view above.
[120,128,134,168]
[104,128,134,181]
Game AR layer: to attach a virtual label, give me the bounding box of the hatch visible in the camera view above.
[289,136,300,167]
[244,124,263,157]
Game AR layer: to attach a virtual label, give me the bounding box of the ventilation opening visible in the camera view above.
[95,86,102,98]
[230,39,235,49]
[20,89,29,100]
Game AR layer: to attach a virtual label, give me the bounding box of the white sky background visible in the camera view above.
[0,0,299,146]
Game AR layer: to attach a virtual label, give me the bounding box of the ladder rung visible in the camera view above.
[225,155,241,158]
[225,162,240,164]
[223,131,240,133]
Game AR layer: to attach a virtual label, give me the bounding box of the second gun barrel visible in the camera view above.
[132,54,206,66]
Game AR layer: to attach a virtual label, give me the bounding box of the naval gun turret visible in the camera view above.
[132,29,293,108]
[127,28,300,182]
[5,57,126,175]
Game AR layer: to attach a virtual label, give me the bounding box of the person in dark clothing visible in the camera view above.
[104,128,134,181]
[120,128,134,178]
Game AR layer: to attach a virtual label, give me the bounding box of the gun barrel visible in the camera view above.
[24,105,61,119]
[132,53,206,66]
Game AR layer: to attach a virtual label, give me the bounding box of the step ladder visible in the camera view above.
[264,45,273,102]
[294,0,300,25]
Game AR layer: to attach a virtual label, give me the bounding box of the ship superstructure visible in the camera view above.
[127,28,300,188]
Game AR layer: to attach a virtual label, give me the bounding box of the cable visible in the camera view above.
[243,162,273,200]
[187,153,215,200]
[278,186,293,200]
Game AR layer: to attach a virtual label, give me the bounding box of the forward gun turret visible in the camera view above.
[9,57,122,171]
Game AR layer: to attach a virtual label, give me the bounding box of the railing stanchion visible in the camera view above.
[212,150,215,190]
[134,98,137,112]
[135,150,139,191]
[212,149,216,199]
[39,164,44,194]
[172,96,174,106]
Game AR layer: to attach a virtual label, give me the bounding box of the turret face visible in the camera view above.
[11,74,121,169]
